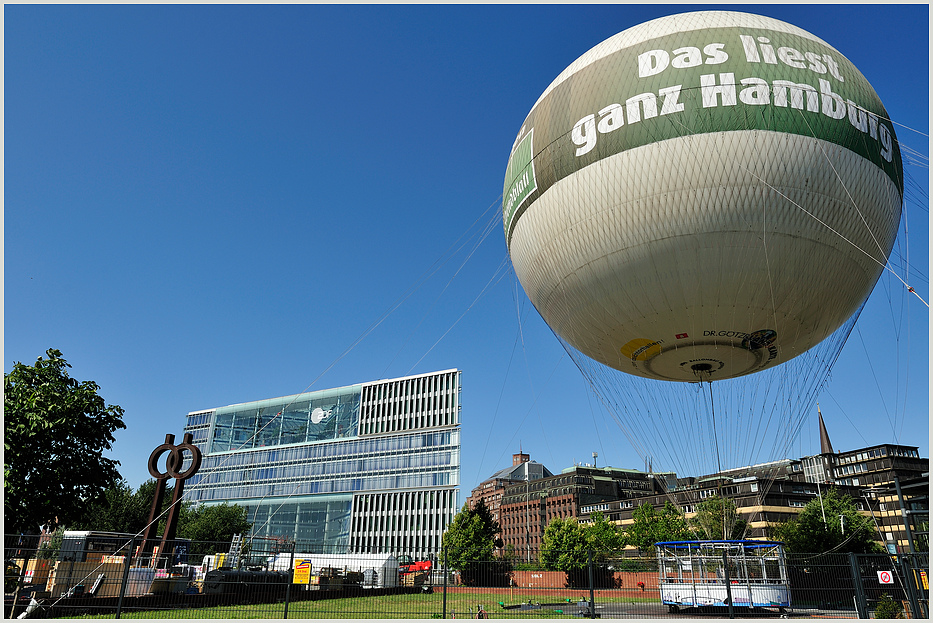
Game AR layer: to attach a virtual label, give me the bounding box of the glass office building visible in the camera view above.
[183,369,461,557]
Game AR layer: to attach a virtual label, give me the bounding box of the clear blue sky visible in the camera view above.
[5,4,929,496]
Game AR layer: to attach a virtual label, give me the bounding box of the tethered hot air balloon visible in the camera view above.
[502,10,904,484]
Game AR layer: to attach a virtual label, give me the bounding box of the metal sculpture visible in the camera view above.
[141,432,202,567]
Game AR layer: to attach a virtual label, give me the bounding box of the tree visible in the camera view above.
[625,502,692,553]
[586,511,626,552]
[442,500,500,568]
[441,500,508,586]
[541,517,589,573]
[37,528,65,560]
[177,502,253,559]
[4,349,127,534]
[74,479,175,535]
[691,496,748,541]
[541,512,625,588]
[770,487,882,553]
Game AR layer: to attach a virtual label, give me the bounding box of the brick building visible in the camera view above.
[576,435,928,552]
[499,464,662,559]
[578,471,875,544]
[465,452,552,527]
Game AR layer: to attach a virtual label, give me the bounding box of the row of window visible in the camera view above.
[355,489,452,513]
[197,430,459,471]
[190,469,457,502]
[349,488,457,558]
[353,511,448,534]
[835,462,869,477]
[359,372,460,436]
[185,411,213,428]
[209,398,361,452]
[839,446,919,464]
[363,370,458,401]
[189,452,456,489]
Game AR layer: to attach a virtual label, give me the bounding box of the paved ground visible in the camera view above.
[502,601,858,619]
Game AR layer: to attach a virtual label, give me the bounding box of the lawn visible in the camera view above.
[71,589,661,619]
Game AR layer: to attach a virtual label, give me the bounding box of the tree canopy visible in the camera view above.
[541,512,625,572]
[691,495,748,541]
[624,502,693,552]
[770,487,882,553]
[4,349,127,533]
[441,499,509,586]
[73,479,175,535]
[441,500,501,570]
[178,502,253,558]
[541,517,590,573]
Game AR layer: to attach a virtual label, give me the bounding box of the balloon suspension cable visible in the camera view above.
[693,363,726,540]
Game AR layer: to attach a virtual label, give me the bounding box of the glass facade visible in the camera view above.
[242,496,353,554]
[206,386,361,453]
[183,369,461,557]
[185,430,459,501]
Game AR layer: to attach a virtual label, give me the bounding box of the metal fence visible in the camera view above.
[4,536,929,618]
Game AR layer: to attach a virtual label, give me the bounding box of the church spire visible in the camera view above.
[818,403,834,455]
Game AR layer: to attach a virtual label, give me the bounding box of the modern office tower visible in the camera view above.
[182,369,461,557]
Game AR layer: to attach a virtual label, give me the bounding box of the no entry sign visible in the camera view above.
[877,570,894,584]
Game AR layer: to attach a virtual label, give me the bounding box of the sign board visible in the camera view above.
[920,570,928,590]
[293,559,311,585]
[877,570,894,585]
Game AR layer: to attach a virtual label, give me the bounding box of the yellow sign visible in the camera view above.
[293,559,311,585]
[920,570,928,590]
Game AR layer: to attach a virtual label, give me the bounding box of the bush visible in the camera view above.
[457,560,513,587]
[873,593,904,619]
[565,564,619,589]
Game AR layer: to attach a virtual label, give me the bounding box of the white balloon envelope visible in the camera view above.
[503,11,903,383]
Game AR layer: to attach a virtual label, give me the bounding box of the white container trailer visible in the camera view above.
[656,540,790,613]
[270,553,400,588]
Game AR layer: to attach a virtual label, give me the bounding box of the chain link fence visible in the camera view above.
[4,535,928,618]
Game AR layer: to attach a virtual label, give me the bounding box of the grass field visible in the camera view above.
[74,590,661,619]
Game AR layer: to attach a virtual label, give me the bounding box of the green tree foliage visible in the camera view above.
[74,479,175,535]
[625,502,693,552]
[441,500,509,585]
[442,500,500,568]
[770,487,882,553]
[4,349,127,534]
[541,512,625,588]
[37,528,66,560]
[587,511,627,552]
[691,495,748,541]
[177,502,252,557]
[65,480,246,559]
[874,593,904,619]
[541,517,589,573]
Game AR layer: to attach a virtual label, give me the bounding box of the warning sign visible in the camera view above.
[294,559,311,584]
[877,570,894,585]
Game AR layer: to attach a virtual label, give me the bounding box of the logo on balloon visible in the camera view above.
[503,129,538,237]
[621,338,663,362]
[742,329,778,351]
